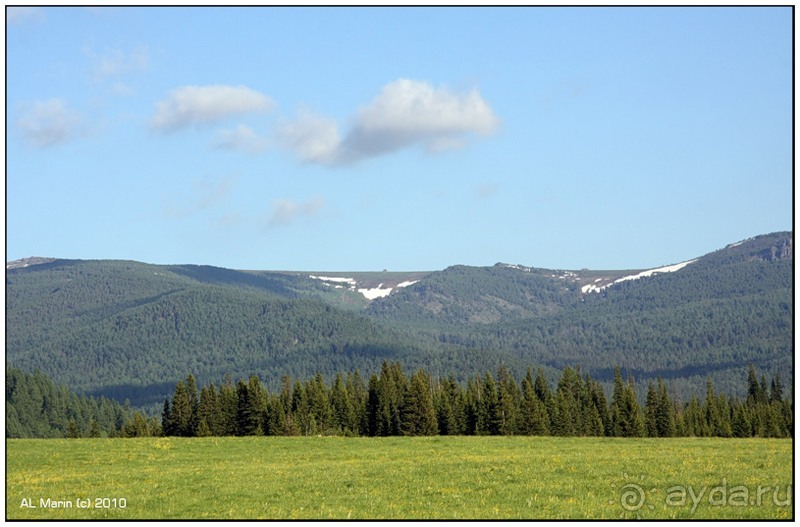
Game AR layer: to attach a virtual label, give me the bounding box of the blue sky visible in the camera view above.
[6,7,793,271]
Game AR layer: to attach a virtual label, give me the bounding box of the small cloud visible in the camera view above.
[213,124,269,155]
[17,99,82,148]
[276,110,340,165]
[279,79,499,167]
[265,197,325,228]
[150,84,274,133]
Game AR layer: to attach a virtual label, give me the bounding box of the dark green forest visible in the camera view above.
[152,362,792,439]
[5,232,793,413]
[6,367,139,438]
[9,363,789,439]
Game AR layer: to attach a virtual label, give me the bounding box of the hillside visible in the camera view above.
[5,232,792,408]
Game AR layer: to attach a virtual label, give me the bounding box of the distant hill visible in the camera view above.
[6,231,792,409]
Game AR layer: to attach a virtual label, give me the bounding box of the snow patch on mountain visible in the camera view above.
[358,284,393,299]
[581,259,697,294]
[310,274,410,299]
[613,259,697,284]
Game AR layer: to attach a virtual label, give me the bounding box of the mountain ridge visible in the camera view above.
[6,231,792,410]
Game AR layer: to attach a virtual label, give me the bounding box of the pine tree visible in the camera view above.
[496,365,520,435]
[307,372,332,434]
[170,380,193,436]
[588,378,610,436]
[770,373,784,403]
[161,398,173,436]
[645,381,659,437]
[656,379,677,437]
[89,418,101,438]
[683,395,709,436]
[477,373,500,435]
[609,368,644,437]
[66,418,80,438]
[185,374,199,436]
[330,373,353,435]
[236,379,263,436]
[401,369,438,436]
[196,417,212,437]
[464,376,482,435]
[198,384,222,436]
[291,380,311,434]
[704,378,731,437]
[366,374,380,436]
[218,375,238,436]
[346,370,368,435]
[263,394,280,435]
[746,364,762,406]
[731,401,752,438]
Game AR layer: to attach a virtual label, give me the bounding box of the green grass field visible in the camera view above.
[6,436,792,520]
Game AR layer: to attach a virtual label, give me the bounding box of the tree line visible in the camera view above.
[6,367,138,438]
[148,363,792,439]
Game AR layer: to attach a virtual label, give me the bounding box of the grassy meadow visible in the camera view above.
[6,436,792,520]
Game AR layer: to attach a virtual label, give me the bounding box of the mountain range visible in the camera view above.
[6,231,792,411]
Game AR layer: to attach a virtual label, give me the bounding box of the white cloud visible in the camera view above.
[280,79,499,166]
[150,84,274,132]
[17,99,82,148]
[276,111,340,165]
[213,125,270,155]
[266,197,325,228]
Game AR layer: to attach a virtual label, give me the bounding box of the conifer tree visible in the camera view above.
[236,379,263,436]
[161,398,174,436]
[89,418,101,438]
[464,376,482,435]
[307,372,332,434]
[683,395,709,436]
[554,367,582,436]
[218,375,238,436]
[496,365,520,435]
[185,374,199,435]
[478,373,500,435]
[292,380,311,434]
[366,374,381,436]
[610,368,645,437]
[770,373,784,403]
[656,379,677,437]
[401,369,438,436]
[66,418,79,438]
[645,381,659,437]
[266,395,290,435]
[197,384,223,436]
[520,369,549,435]
[170,380,193,436]
[346,370,368,435]
[330,373,354,435]
[731,401,752,438]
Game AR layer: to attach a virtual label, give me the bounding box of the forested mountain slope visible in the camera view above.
[6,232,792,409]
